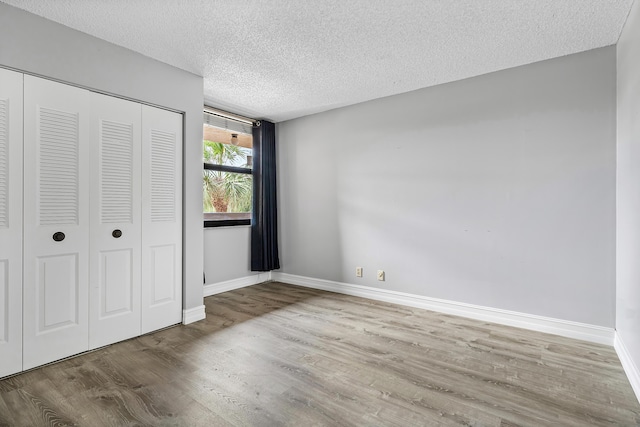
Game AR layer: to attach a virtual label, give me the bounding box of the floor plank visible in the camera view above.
[1,281,639,426]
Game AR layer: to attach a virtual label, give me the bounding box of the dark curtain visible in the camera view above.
[251,120,280,271]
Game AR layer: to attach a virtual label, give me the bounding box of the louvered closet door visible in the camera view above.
[89,93,141,349]
[0,69,23,378]
[23,75,90,369]
[141,105,182,333]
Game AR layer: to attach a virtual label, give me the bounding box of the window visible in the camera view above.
[203,109,254,227]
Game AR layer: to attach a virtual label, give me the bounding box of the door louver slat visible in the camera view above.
[38,107,79,226]
[150,130,175,223]
[0,99,7,228]
[101,120,133,224]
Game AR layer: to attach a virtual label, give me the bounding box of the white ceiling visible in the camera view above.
[2,0,634,122]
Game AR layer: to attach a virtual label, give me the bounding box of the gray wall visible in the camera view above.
[277,47,617,327]
[0,3,204,311]
[204,226,262,284]
[617,0,640,383]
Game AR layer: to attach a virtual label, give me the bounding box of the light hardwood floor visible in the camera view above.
[1,281,639,426]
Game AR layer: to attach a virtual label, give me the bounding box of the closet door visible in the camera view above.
[89,93,141,349]
[141,105,182,333]
[23,76,90,369]
[0,69,23,378]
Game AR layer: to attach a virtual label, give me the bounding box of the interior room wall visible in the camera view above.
[616,0,640,398]
[0,3,205,312]
[277,46,617,327]
[204,226,262,284]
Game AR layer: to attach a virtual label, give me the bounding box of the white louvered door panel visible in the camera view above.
[89,93,141,349]
[141,105,182,333]
[23,75,90,369]
[0,68,23,378]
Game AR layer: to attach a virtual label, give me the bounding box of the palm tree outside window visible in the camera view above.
[203,110,254,227]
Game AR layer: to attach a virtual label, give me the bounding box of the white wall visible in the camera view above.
[616,0,640,397]
[0,3,204,311]
[277,47,617,327]
[204,226,262,284]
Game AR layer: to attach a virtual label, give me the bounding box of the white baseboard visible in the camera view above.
[204,272,272,297]
[271,273,615,346]
[183,305,206,325]
[615,333,640,404]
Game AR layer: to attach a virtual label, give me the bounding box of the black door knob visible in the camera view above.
[52,232,65,242]
[112,229,122,238]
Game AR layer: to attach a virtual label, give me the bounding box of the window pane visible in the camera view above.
[203,123,252,169]
[203,170,252,219]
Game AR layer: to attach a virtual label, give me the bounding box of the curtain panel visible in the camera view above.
[251,120,280,271]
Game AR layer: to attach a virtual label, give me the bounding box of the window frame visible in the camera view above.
[202,108,256,228]
[203,162,253,228]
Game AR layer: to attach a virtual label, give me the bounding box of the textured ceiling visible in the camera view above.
[1,0,634,122]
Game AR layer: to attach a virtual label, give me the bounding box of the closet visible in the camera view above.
[0,69,182,376]
[0,68,23,378]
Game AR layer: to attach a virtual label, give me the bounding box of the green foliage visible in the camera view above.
[203,140,252,213]
[203,140,245,165]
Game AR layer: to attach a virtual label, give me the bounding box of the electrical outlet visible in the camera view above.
[356,267,363,277]
[377,270,385,281]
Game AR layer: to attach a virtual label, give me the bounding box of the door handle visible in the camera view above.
[52,232,65,242]
[112,229,122,238]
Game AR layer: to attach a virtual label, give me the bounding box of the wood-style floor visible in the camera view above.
[1,282,639,426]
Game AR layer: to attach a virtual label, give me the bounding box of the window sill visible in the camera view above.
[204,219,250,228]
[204,212,251,228]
